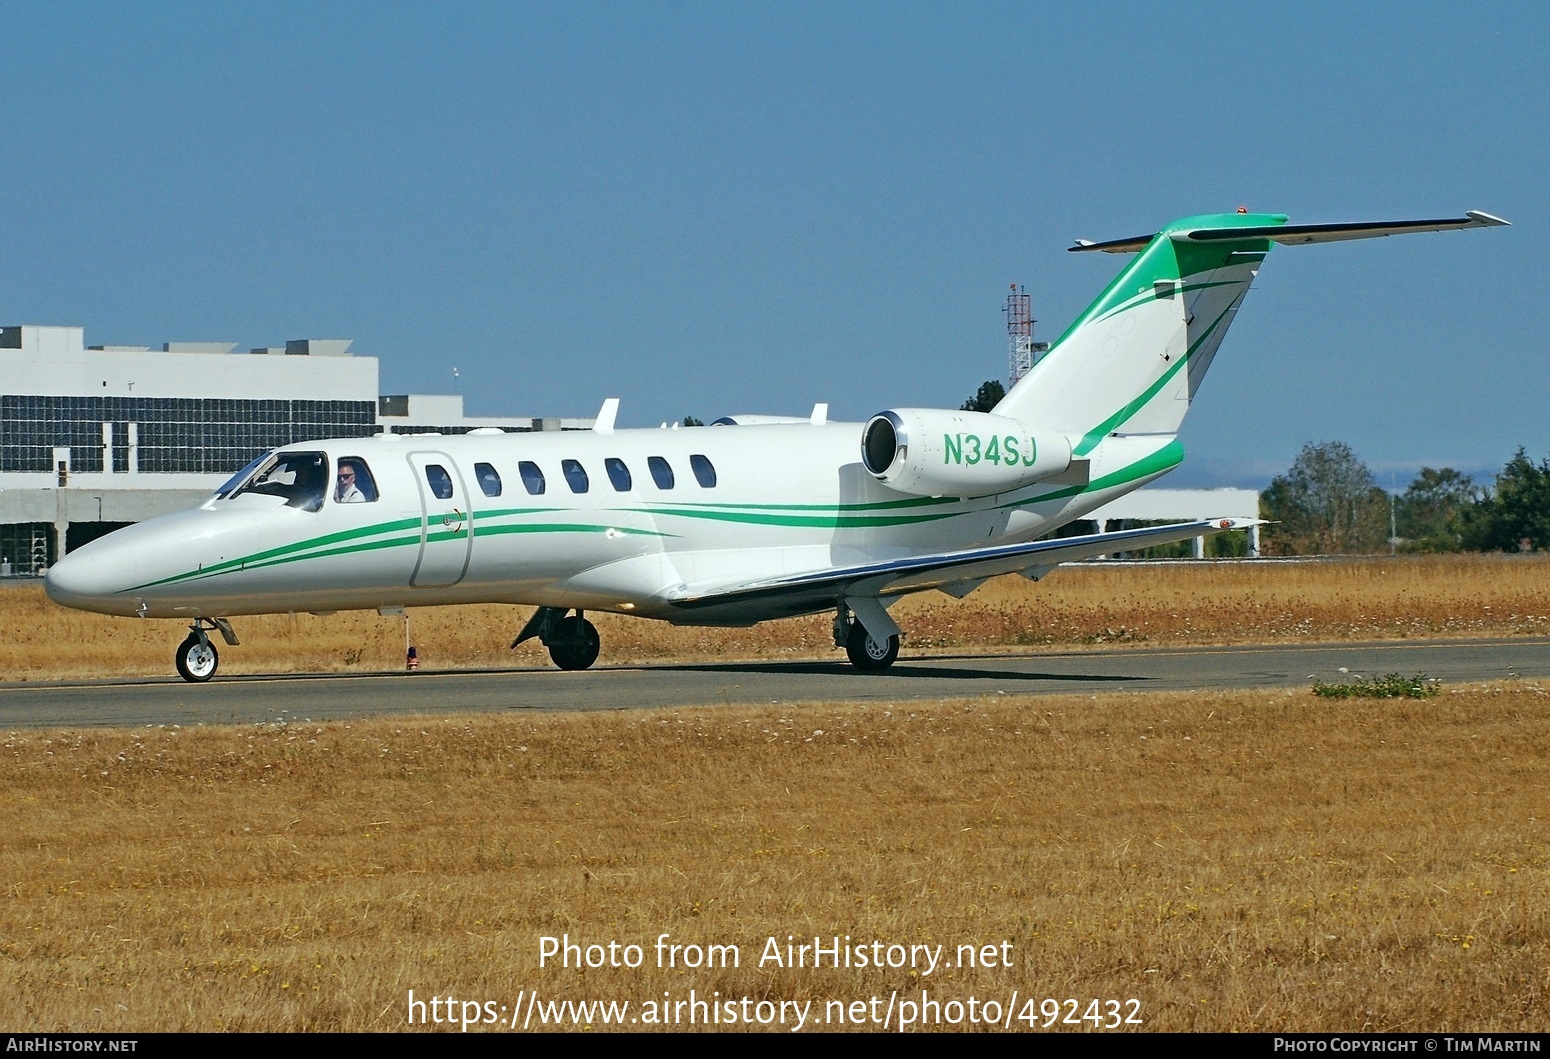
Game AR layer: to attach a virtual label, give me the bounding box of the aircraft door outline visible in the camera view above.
[408,451,473,587]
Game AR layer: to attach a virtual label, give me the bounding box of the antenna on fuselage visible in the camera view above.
[593,397,619,435]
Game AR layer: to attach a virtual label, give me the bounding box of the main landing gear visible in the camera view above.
[512,607,601,671]
[834,601,900,671]
[175,618,240,683]
[845,622,900,670]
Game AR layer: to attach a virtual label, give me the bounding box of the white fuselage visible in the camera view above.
[43,421,1177,625]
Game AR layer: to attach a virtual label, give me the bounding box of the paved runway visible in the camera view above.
[2,637,1546,729]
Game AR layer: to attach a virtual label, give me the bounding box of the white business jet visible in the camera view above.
[45,209,1508,681]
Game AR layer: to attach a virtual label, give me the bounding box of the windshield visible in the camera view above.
[215,451,274,498]
[228,451,329,511]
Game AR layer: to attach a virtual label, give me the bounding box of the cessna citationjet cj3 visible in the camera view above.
[45,209,1508,681]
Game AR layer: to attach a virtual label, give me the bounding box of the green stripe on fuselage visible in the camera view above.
[126,441,1184,596]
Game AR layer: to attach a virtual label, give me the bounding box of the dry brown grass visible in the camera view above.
[5,553,1550,681]
[2,683,1546,1032]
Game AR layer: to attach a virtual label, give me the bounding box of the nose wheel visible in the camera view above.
[176,634,219,682]
[174,618,239,683]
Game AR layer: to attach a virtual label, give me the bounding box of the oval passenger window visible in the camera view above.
[425,464,454,500]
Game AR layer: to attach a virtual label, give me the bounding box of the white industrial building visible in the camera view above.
[0,324,588,573]
[1086,489,1262,558]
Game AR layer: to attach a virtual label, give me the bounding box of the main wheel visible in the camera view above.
[547,616,601,671]
[845,622,899,670]
[175,634,219,683]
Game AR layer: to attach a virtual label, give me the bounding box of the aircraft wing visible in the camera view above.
[667,517,1263,619]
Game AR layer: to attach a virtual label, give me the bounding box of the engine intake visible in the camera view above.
[861,408,1073,498]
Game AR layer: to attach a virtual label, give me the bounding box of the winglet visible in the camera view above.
[593,397,619,435]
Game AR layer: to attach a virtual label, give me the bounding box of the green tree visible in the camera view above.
[681,416,704,427]
[1461,448,1550,552]
[1260,441,1389,555]
[960,379,1006,413]
[1395,467,1478,552]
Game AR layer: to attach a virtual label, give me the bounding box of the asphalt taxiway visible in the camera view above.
[1,637,1546,729]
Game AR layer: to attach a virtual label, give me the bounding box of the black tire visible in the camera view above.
[175,634,219,683]
[548,616,601,671]
[845,622,899,670]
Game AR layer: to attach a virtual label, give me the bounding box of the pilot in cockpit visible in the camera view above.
[335,459,367,503]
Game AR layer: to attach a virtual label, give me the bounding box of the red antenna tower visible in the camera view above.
[1005,284,1037,384]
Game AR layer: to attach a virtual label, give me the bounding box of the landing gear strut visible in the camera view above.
[834,601,900,671]
[175,618,239,683]
[512,607,601,671]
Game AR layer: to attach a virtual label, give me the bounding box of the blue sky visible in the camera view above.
[2,2,1542,488]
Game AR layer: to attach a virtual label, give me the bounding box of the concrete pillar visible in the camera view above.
[1192,535,1205,559]
[1248,524,1261,558]
[52,446,70,564]
[52,494,68,563]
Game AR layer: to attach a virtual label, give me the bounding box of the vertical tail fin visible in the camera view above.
[994,212,1282,456]
[993,210,1508,459]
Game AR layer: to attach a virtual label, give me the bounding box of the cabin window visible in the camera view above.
[518,461,546,495]
[562,458,589,493]
[229,450,328,511]
[690,453,717,488]
[648,456,674,489]
[605,457,632,492]
[334,457,378,503]
[475,462,502,497]
[424,463,454,500]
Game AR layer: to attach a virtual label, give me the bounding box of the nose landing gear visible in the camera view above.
[175,618,239,683]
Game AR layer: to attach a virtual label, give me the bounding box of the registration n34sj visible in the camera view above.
[45,210,1508,681]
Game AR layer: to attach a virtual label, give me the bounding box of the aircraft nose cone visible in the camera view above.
[44,548,134,615]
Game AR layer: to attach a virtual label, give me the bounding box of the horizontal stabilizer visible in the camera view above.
[1071,211,1509,254]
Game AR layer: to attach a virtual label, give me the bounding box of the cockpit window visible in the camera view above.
[216,451,273,498]
[229,451,328,511]
[334,457,378,503]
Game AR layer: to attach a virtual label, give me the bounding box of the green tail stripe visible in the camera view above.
[1090,278,1241,326]
[996,438,1185,510]
[1071,300,1237,457]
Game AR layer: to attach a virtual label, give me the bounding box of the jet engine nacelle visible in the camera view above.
[861,408,1074,498]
